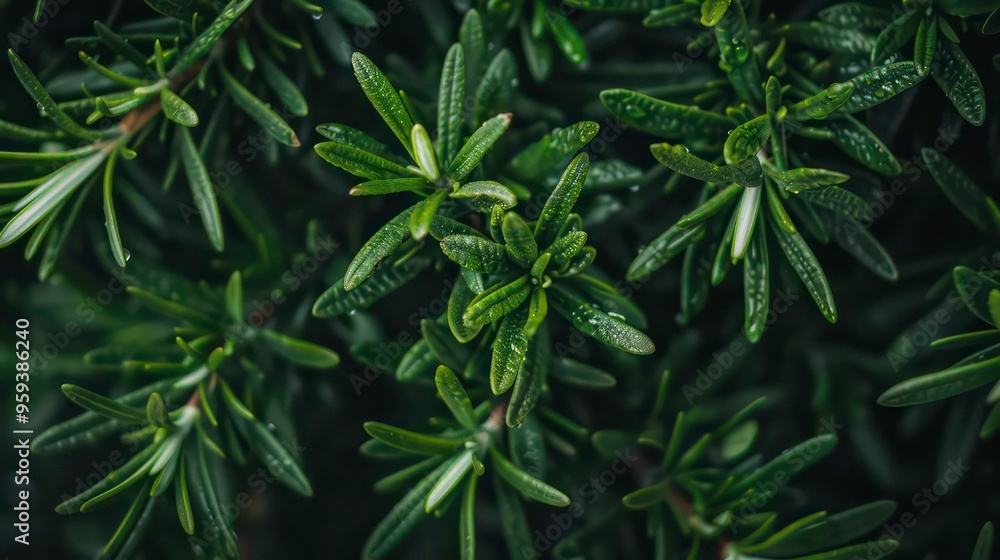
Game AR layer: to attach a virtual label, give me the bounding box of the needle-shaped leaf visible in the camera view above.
[502,212,538,268]
[363,422,467,456]
[922,148,993,230]
[0,150,106,248]
[914,16,937,76]
[549,285,655,354]
[464,274,532,328]
[800,186,869,222]
[973,522,995,560]
[61,384,147,423]
[953,266,1000,326]
[175,459,194,535]
[818,4,891,30]
[172,0,253,73]
[816,208,897,281]
[788,82,854,120]
[316,141,417,181]
[781,21,875,54]
[409,189,448,241]
[425,449,474,513]
[490,448,570,507]
[8,50,97,141]
[804,116,901,176]
[316,123,399,161]
[352,52,415,160]
[732,186,761,261]
[422,319,471,373]
[178,126,224,251]
[931,38,986,126]
[756,501,897,557]
[872,9,920,63]
[700,0,731,26]
[840,62,925,114]
[448,113,512,181]
[232,415,313,496]
[259,52,308,117]
[448,275,483,344]
[547,12,588,64]
[600,89,730,142]
[314,256,431,317]
[474,49,516,127]
[627,223,704,280]
[534,153,589,246]
[450,181,517,209]
[770,220,837,323]
[651,143,762,188]
[879,356,1000,406]
[491,307,530,395]
[507,325,550,426]
[220,65,300,147]
[435,366,477,430]
[344,203,416,290]
[441,234,509,274]
[724,115,770,164]
[507,121,600,182]
[728,434,838,496]
[362,456,460,559]
[102,148,127,268]
[743,224,769,343]
[437,43,465,165]
[260,329,340,368]
[160,88,199,127]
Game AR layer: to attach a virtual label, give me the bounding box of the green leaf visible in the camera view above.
[914,16,937,75]
[314,257,431,317]
[818,4,891,30]
[175,459,195,535]
[549,285,655,354]
[437,44,466,165]
[260,329,339,368]
[700,0,731,26]
[459,470,477,560]
[7,50,96,141]
[448,275,483,343]
[61,384,147,423]
[954,266,1000,326]
[788,82,855,120]
[464,274,532,328]
[160,89,199,127]
[315,141,417,181]
[316,123,398,160]
[728,434,838,496]
[178,126,224,251]
[425,449,474,512]
[409,189,448,241]
[448,113,512,181]
[872,9,920,63]
[507,121,599,182]
[931,38,986,126]
[422,318,471,373]
[770,220,837,323]
[352,52,415,160]
[490,448,570,507]
[651,143,761,188]
[973,522,994,560]
[535,153,589,246]
[678,184,742,229]
[816,208,897,281]
[507,326,550,427]
[474,50,517,127]
[259,52,308,117]
[491,307,530,395]
[599,89,730,142]
[743,224,769,343]
[172,0,253,73]
[757,500,897,557]
[547,12,589,64]
[724,115,770,164]
[92,21,148,69]
[450,181,517,209]
[806,116,901,176]
[344,204,416,290]
[362,457,461,559]
[220,65,300,147]
[435,366,477,431]
[102,148,127,268]
[879,355,1000,406]
[840,62,925,114]
[768,167,851,193]
[441,234,509,274]
[363,422,467,456]
[627,223,705,280]
[551,358,616,388]
[564,0,672,12]
[225,271,243,322]
[493,473,533,557]
[781,21,875,54]
[0,151,105,248]
[800,186,869,222]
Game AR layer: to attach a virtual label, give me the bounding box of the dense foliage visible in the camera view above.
[1,0,999,558]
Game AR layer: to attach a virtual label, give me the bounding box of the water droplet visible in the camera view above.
[348,309,357,316]
[267,423,276,431]
[628,185,640,192]
[124,249,131,262]
[311,12,322,20]
[874,89,885,98]
[624,104,646,118]
[487,41,495,49]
